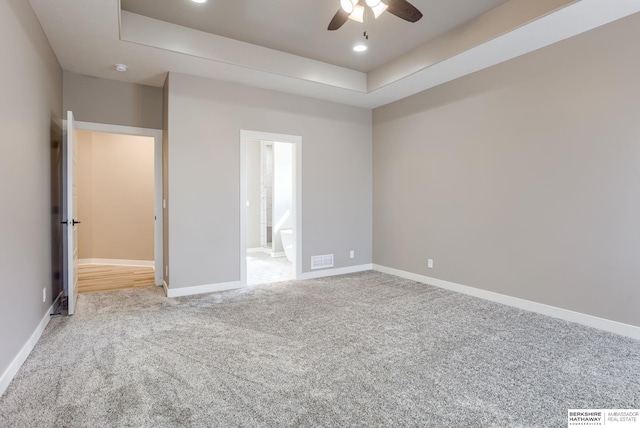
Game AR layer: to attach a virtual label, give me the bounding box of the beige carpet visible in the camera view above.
[1,271,639,427]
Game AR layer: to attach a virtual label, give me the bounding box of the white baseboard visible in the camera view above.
[165,264,374,297]
[78,258,154,267]
[300,264,373,280]
[246,248,263,254]
[0,293,61,397]
[164,280,242,298]
[373,264,640,340]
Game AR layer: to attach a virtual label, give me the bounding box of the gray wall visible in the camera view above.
[373,13,640,327]
[0,0,62,381]
[166,73,372,289]
[63,71,163,130]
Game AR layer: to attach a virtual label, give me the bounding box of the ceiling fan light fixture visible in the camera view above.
[340,0,355,14]
[371,2,388,19]
[348,4,365,23]
[328,0,421,31]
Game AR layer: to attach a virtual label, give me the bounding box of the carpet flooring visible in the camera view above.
[1,271,639,427]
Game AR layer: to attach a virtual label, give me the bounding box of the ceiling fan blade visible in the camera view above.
[328,8,350,30]
[382,0,423,23]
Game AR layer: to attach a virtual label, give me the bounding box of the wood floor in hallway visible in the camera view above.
[78,264,156,293]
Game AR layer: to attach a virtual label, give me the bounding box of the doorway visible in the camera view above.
[240,131,302,286]
[74,122,163,292]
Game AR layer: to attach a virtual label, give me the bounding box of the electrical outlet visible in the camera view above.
[42,288,46,303]
[428,259,433,269]
[350,250,355,259]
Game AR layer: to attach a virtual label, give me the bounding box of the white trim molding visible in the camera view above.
[0,294,61,397]
[164,281,242,298]
[78,258,155,267]
[164,264,374,297]
[240,130,303,286]
[373,264,640,340]
[300,264,373,281]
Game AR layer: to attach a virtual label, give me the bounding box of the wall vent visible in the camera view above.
[311,254,334,269]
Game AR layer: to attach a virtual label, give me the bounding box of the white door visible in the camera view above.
[64,111,79,315]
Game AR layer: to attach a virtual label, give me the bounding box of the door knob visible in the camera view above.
[71,219,81,225]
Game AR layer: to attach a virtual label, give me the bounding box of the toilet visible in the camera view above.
[280,229,294,262]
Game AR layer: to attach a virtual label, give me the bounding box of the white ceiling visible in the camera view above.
[120,0,509,72]
[28,0,640,109]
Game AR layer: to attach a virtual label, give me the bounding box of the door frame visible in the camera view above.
[73,121,164,286]
[240,130,302,285]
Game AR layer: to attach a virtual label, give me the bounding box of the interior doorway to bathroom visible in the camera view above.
[240,131,302,286]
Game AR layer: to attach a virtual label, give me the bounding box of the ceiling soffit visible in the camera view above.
[28,0,640,108]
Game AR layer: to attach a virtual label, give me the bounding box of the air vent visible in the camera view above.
[311,254,334,270]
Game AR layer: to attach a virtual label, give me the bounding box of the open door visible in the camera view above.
[63,111,79,315]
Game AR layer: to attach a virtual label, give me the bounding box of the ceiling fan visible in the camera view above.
[328,0,423,31]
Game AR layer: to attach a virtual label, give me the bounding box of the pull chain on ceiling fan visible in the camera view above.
[328,0,423,31]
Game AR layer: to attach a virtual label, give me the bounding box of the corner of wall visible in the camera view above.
[162,73,170,287]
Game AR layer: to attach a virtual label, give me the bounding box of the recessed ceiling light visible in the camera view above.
[191,0,207,3]
[353,44,367,52]
[114,64,128,72]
